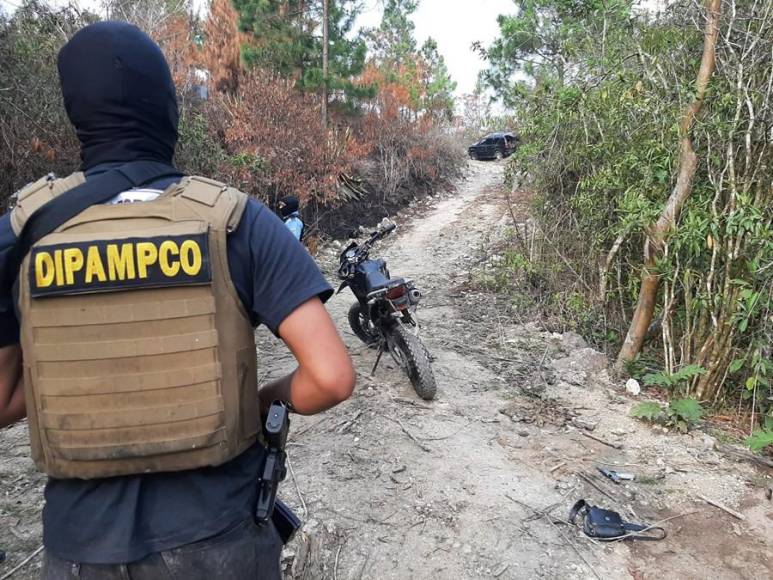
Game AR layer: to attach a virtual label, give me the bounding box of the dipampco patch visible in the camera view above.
[29,234,211,297]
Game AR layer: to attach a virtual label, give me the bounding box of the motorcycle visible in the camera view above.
[337,223,437,400]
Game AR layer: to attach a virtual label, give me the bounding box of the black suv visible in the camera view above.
[468,132,518,160]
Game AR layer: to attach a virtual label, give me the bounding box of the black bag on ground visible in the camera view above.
[569,499,666,541]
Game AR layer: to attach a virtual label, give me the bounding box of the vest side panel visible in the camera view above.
[174,178,260,447]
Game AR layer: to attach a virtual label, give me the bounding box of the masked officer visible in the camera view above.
[278,196,305,242]
[0,22,355,579]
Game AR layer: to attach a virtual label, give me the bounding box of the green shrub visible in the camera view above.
[744,430,773,453]
[631,398,704,433]
[631,402,662,422]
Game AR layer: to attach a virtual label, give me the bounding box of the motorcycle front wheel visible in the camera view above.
[385,324,437,401]
[348,302,380,348]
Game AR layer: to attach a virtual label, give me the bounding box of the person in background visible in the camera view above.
[278,195,305,242]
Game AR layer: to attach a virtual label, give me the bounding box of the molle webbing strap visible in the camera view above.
[11,173,86,236]
[4,162,183,294]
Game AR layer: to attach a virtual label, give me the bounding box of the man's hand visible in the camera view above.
[0,345,25,428]
[260,298,355,415]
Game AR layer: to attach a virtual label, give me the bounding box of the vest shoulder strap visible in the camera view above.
[10,173,85,236]
[173,176,250,232]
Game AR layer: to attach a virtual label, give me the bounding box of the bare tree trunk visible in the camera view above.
[321,0,329,128]
[616,0,722,369]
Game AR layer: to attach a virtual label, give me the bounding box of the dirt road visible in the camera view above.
[267,161,771,579]
[1,161,771,579]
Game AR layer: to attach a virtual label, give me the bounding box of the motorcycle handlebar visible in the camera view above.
[367,223,396,244]
[343,224,396,270]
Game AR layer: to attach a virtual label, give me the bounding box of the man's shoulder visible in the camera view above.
[0,213,17,249]
[231,195,272,229]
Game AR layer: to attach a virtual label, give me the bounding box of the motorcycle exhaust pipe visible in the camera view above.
[408,288,422,304]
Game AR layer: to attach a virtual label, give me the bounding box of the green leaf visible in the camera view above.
[667,398,704,424]
[746,376,757,390]
[672,364,707,382]
[642,372,672,387]
[728,358,745,374]
[631,402,663,422]
[744,430,773,453]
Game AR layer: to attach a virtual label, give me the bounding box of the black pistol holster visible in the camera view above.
[569,499,666,541]
[256,402,301,544]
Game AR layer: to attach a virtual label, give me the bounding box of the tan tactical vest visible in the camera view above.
[11,174,261,479]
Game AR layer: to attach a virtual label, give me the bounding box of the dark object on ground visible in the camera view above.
[468,132,518,161]
[0,549,6,562]
[569,499,666,541]
[337,223,436,400]
[597,467,635,484]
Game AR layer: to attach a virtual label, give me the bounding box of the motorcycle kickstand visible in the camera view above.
[370,342,385,376]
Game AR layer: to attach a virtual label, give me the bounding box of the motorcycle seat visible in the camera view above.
[378,277,406,291]
[360,259,404,292]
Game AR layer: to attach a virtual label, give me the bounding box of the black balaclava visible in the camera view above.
[279,196,300,218]
[57,21,179,170]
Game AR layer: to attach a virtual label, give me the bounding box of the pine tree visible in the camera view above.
[419,38,456,120]
[365,0,456,119]
[234,0,309,77]
[367,0,418,66]
[234,0,370,103]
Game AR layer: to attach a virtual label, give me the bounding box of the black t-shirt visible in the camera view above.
[0,176,332,564]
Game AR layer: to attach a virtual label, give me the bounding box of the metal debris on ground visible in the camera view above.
[597,467,635,484]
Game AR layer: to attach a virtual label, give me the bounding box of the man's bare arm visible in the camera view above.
[259,298,355,415]
[0,345,25,428]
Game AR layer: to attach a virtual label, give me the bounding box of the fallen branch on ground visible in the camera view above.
[578,430,623,449]
[715,443,773,469]
[505,495,601,580]
[334,542,344,580]
[386,416,431,452]
[390,396,432,410]
[286,450,309,519]
[335,410,363,434]
[550,461,567,473]
[576,472,617,501]
[290,415,331,441]
[697,495,745,520]
[0,545,43,580]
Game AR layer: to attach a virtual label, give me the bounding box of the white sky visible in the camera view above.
[356,0,516,97]
[1,0,515,99]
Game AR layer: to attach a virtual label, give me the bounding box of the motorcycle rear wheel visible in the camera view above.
[348,303,380,348]
[385,324,437,401]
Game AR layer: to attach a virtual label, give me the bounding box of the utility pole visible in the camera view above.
[321,0,329,127]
